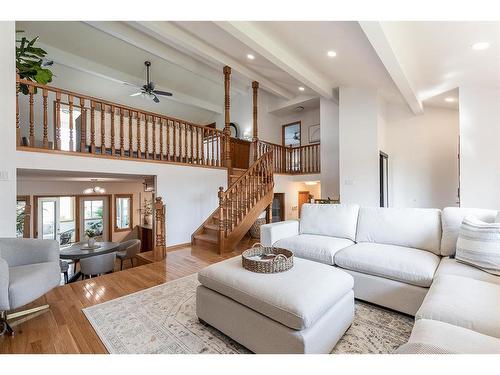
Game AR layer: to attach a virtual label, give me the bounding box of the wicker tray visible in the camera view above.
[242,243,294,273]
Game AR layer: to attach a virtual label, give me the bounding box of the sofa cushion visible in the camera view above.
[334,243,440,287]
[274,234,354,266]
[198,256,354,330]
[356,207,442,255]
[416,274,500,338]
[8,262,61,310]
[455,216,500,275]
[402,319,500,354]
[436,257,500,285]
[299,203,359,241]
[440,207,498,256]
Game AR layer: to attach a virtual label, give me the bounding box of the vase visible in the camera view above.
[144,215,152,226]
[88,237,96,248]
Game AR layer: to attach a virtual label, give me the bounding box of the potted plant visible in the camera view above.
[85,228,98,248]
[142,198,153,226]
[16,30,53,94]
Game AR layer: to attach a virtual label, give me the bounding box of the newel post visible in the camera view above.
[223,66,232,173]
[252,81,259,161]
[154,197,167,261]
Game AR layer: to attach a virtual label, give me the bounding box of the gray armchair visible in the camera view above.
[0,238,61,336]
[116,239,141,270]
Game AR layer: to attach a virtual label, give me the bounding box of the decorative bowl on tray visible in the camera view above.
[81,244,102,250]
[242,243,293,273]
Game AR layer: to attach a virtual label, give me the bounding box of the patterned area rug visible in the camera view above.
[83,274,414,354]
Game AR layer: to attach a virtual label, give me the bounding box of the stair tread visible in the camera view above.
[204,223,219,231]
[194,233,218,244]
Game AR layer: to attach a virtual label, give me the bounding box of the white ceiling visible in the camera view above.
[381,21,500,102]
[16,20,500,119]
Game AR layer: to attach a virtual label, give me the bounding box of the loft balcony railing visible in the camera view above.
[16,77,225,168]
[256,140,320,174]
[15,76,320,174]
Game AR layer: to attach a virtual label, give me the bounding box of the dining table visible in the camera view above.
[60,241,121,283]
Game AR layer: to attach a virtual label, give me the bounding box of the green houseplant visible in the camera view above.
[85,228,98,248]
[16,31,53,95]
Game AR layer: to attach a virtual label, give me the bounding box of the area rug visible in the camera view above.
[83,274,414,354]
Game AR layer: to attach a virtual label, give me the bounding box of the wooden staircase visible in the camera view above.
[192,143,274,253]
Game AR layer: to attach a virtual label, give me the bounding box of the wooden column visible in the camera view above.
[223,66,232,175]
[252,81,259,160]
[153,197,167,261]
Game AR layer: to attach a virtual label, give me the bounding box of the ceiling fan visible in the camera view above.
[129,61,173,103]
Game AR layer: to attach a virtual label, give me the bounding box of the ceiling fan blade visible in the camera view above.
[130,92,143,97]
[152,94,160,103]
[153,90,173,97]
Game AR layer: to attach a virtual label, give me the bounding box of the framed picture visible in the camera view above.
[308,124,320,143]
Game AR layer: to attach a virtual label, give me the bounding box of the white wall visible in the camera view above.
[274,174,321,220]
[459,88,500,209]
[320,97,339,199]
[15,151,226,246]
[0,22,17,237]
[339,87,380,206]
[384,103,459,209]
[278,107,320,146]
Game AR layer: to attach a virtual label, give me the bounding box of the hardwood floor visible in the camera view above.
[0,239,256,354]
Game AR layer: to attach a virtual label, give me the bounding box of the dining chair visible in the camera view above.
[116,239,141,270]
[79,252,116,279]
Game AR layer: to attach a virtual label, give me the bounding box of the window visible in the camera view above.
[16,196,30,238]
[282,121,301,147]
[84,200,104,238]
[114,194,133,231]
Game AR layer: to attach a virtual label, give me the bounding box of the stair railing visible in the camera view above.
[217,142,274,249]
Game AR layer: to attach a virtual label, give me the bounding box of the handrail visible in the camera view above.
[16,77,225,168]
[256,140,320,174]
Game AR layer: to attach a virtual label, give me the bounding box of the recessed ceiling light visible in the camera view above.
[246,53,255,60]
[472,42,490,51]
[298,86,305,91]
[327,50,337,58]
[444,97,456,103]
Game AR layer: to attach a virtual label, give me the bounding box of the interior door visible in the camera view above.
[298,191,310,218]
[37,197,60,241]
[379,152,389,207]
[80,196,109,242]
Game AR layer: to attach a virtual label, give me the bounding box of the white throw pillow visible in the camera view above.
[456,216,500,276]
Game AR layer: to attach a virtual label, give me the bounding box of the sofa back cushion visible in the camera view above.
[300,203,360,241]
[441,207,498,256]
[356,207,442,254]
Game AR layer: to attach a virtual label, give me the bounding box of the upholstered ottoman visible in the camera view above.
[196,256,354,353]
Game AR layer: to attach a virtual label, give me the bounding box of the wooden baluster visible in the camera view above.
[152,116,157,160]
[110,105,115,155]
[184,123,188,163]
[196,127,200,164]
[190,124,194,164]
[137,112,142,158]
[28,85,35,147]
[159,118,164,160]
[55,92,62,150]
[15,71,20,147]
[317,144,320,172]
[128,110,133,157]
[89,100,96,153]
[68,95,74,152]
[166,120,171,161]
[100,103,106,154]
[79,98,86,152]
[144,114,149,159]
[217,187,224,252]
[201,128,205,165]
[42,89,49,148]
[120,108,125,157]
[172,121,177,161]
[210,130,214,166]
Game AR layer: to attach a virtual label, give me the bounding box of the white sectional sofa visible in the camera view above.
[261,203,500,353]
